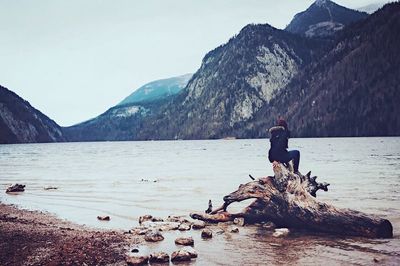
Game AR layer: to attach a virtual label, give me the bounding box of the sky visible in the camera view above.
[0,0,392,126]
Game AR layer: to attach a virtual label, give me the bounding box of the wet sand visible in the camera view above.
[0,203,140,265]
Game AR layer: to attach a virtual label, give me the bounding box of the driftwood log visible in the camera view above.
[191,163,393,238]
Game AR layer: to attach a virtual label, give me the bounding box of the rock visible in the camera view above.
[149,252,169,263]
[175,237,194,246]
[131,227,150,235]
[166,215,185,223]
[215,229,225,235]
[126,255,149,266]
[159,222,180,231]
[151,217,164,222]
[201,229,213,239]
[192,220,206,229]
[269,243,282,247]
[178,223,191,231]
[139,215,153,224]
[144,230,164,242]
[230,227,239,233]
[43,186,58,190]
[233,217,245,226]
[131,248,139,253]
[262,221,276,230]
[373,257,379,263]
[6,184,25,193]
[218,221,233,226]
[272,228,290,238]
[171,249,192,262]
[181,246,198,258]
[97,216,110,221]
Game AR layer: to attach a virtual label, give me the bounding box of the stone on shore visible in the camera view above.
[192,220,206,229]
[262,221,276,230]
[6,184,25,193]
[139,215,153,224]
[175,237,194,246]
[97,216,110,221]
[171,249,192,262]
[230,227,239,233]
[149,252,169,263]
[126,255,149,266]
[272,228,290,237]
[233,217,245,226]
[144,230,164,242]
[178,223,191,231]
[181,247,198,258]
[201,229,213,239]
[151,217,164,222]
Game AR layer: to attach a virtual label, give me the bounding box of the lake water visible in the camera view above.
[1,138,399,265]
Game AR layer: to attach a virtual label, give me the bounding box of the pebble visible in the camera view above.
[171,249,192,262]
[149,252,169,263]
[175,237,194,246]
[230,227,239,233]
[139,215,153,224]
[192,220,206,229]
[144,230,164,242]
[97,216,110,221]
[126,255,149,266]
[178,223,191,231]
[272,228,290,237]
[233,217,245,226]
[201,229,213,239]
[181,246,198,258]
[151,217,164,222]
[262,221,276,230]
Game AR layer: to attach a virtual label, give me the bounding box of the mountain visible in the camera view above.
[65,2,400,141]
[0,85,65,144]
[136,24,327,140]
[64,74,192,141]
[246,2,400,137]
[63,100,163,141]
[286,0,368,37]
[65,23,327,141]
[118,73,192,106]
[357,2,388,14]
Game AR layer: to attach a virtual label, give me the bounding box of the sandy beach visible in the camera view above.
[0,203,139,265]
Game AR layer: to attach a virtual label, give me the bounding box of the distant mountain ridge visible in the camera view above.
[0,85,65,144]
[65,23,327,141]
[286,0,368,37]
[64,2,400,141]
[118,73,192,106]
[3,1,400,143]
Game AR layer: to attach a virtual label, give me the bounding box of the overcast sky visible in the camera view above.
[0,0,391,126]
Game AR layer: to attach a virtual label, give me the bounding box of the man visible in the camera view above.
[268,119,300,174]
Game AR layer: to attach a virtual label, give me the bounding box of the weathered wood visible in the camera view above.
[190,163,393,238]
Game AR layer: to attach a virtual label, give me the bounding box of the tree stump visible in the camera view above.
[190,163,393,238]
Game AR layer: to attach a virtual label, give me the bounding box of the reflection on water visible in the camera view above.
[0,137,399,265]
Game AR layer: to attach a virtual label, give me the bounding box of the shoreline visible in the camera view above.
[0,203,140,265]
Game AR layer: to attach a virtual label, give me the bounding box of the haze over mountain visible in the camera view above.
[286,0,368,37]
[0,85,65,144]
[118,74,192,106]
[357,1,393,13]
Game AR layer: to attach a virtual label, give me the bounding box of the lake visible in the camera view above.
[1,138,399,265]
